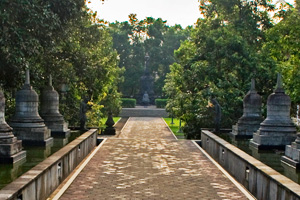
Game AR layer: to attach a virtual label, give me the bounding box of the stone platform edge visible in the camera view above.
[201,130,300,200]
[0,129,98,200]
[119,108,168,117]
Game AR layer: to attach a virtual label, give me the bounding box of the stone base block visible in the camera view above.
[12,126,53,146]
[0,139,23,156]
[284,144,300,162]
[0,137,17,144]
[250,139,286,150]
[251,131,296,150]
[0,150,26,164]
[44,121,70,134]
[51,129,70,138]
[281,155,300,169]
[230,124,260,139]
[103,127,116,135]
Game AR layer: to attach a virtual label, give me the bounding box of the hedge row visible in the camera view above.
[121,98,136,108]
[155,99,167,108]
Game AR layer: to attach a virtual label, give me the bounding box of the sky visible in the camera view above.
[87,0,201,28]
[87,0,296,28]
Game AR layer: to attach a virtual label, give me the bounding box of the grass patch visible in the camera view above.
[164,118,185,137]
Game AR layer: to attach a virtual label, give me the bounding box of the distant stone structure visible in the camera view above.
[142,91,150,107]
[139,54,154,104]
[0,88,26,164]
[10,70,53,146]
[80,97,88,131]
[119,106,168,117]
[40,75,70,137]
[103,112,116,135]
[230,79,263,139]
[210,97,221,134]
[250,74,296,150]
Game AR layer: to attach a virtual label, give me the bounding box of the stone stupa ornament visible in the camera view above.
[230,79,263,139]
[103,112,116,135]
[250,74,296,150]
[40,75,70,137]
[9,69,53,146]
[0,88,26,163]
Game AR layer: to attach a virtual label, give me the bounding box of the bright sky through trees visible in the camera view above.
[87,0,201,27]
[88,0,296,27]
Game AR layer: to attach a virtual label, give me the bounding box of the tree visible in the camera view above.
[164,0,277,139]
[109,16,190,98]
[0,0,122,127]
[264,8,300,105]
[144,19,190,96]
[109,16,145,97]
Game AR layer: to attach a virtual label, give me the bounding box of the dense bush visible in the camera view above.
[121,98,136,108]
[155,99,167,108]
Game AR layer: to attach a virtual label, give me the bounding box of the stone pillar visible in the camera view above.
[250,74,296,150]
[40,75,70,137]
[0,88,26,164]
[230,79,263,139]
[9,70,53,146]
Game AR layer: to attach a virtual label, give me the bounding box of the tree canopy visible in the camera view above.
[163,0,295,139]
[109,15,191,98]
[1,0,299,134]
[0,0,122,126]
[264,8,300,104]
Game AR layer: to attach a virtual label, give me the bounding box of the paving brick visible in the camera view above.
[58,117,249,200]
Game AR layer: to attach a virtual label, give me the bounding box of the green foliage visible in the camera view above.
[109,16,190,97]
[164,0,278,139]
[0,0,123,127]
[264,9,300,104]
[164,118,185,137]
[121,98,136,108]
[155,99,167,108]
[86,101,104,128]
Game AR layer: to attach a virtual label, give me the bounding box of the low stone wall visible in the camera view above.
[120,107,168,117]
[201,130,300,200]
[0,129,98,200]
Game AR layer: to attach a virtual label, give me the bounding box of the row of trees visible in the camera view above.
[108,15,191,97]
[2,0,299,135]
[164,0,299,139]
[0,0,122,127]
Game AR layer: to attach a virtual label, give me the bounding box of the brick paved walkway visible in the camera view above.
[57,117,250,200]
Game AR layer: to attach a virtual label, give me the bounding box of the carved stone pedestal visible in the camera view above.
[10,70,53,146]
[230,79,263,139]
[250,74,296,150]
[282,134,300,169]
[0,89,26,164]
[40,75,70,138]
